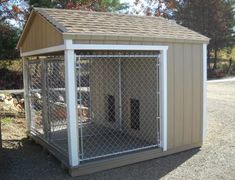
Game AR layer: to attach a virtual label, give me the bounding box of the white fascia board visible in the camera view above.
[203,44,208,142]
[71,44,168,51]
[20,42,168,57]
[20,45,65,57]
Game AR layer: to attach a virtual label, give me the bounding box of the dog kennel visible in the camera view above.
[17,8,209,176]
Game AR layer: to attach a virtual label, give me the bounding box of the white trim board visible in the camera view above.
[160,49,168,151]
[21,43,168,57]
[71,44,168,51]
[21,45,65,57]
[65,49,79,166]
[203,44,208,142]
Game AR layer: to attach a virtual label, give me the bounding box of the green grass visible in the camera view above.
[1,117,14,125]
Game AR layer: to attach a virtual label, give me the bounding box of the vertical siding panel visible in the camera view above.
[31,19,36,50]
[183,44,193,145]
[34,18,43,48]
[174,44,184,147]
[167,43,175,149]
[192,44,202,143]
[21,13,63,52]
[41,16,45,48]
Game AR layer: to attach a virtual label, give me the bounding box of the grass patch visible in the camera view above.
[1,117,14,125]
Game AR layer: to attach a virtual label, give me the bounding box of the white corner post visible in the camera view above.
[23,57,31,134]
[160,49,168,151]
[203,44,208,142]
[64,39,79,167]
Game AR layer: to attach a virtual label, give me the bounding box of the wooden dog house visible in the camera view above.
[17,8,209,176]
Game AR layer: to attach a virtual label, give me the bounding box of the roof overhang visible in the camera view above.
[63,33,210,44]
[17,8,210,53]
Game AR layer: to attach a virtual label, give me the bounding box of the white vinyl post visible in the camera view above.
[160,49,168,151]
[64,40,79,166]
[203,44,208,141]
[23,57,31,133]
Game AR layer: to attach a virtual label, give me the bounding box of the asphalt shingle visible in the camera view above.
[34,8,209,42]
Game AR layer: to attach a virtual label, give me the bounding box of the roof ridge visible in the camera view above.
[33,7,168,20]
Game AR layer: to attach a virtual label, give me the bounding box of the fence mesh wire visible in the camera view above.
[27,52,161,162]
[28,58,67,153]
[28,61,43,135]
[76,52,161,161]
[46,59,67,152]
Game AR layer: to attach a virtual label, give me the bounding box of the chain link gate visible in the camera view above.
[76,52,161,161]
[28,61,44,135]
[28,58,68,154]
[46,59,67,152]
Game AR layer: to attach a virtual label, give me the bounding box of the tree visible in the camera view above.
[175,0,235,69]
[0,21,20,60]
[129,0,177,18]
[29,0,128,12]
[0,0,128,61]
[0,0,28,26]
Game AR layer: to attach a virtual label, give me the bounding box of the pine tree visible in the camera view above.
[175,0,235,69]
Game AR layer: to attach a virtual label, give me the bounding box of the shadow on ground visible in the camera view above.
[0,138,200,180]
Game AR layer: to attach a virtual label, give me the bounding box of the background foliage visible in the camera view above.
[0,0,235,80]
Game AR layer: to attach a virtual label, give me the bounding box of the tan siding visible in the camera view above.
[167,44,175,149]
[192,44,202,143]
[183,44,193,145]
[21,13,63,52]
[174,44,184,147]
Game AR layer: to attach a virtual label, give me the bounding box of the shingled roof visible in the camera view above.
[32,8,209,43]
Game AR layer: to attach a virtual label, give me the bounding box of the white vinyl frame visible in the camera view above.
[160,49,168,151]
[202,44,208,141]
[64,40,79,167]
[22,57,31,133]
[22,39,168,167]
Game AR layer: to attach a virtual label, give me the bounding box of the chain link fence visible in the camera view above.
[26,51,161,161]
[27,57,67,153]
[46,59,67,153]
[28,61,43,135]
[76,51,161,161]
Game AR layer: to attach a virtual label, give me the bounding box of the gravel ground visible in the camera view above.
[0,81,235,180]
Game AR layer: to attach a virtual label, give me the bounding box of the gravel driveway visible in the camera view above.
[0,81,235,180]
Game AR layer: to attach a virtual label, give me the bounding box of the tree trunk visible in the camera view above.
[213,49,218,70]
[207,49,211,70]
[227,58,232,74]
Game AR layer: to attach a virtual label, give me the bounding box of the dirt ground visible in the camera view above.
[0,81,235,180]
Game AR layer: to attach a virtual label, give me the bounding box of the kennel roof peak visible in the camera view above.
[17,8,209,49]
